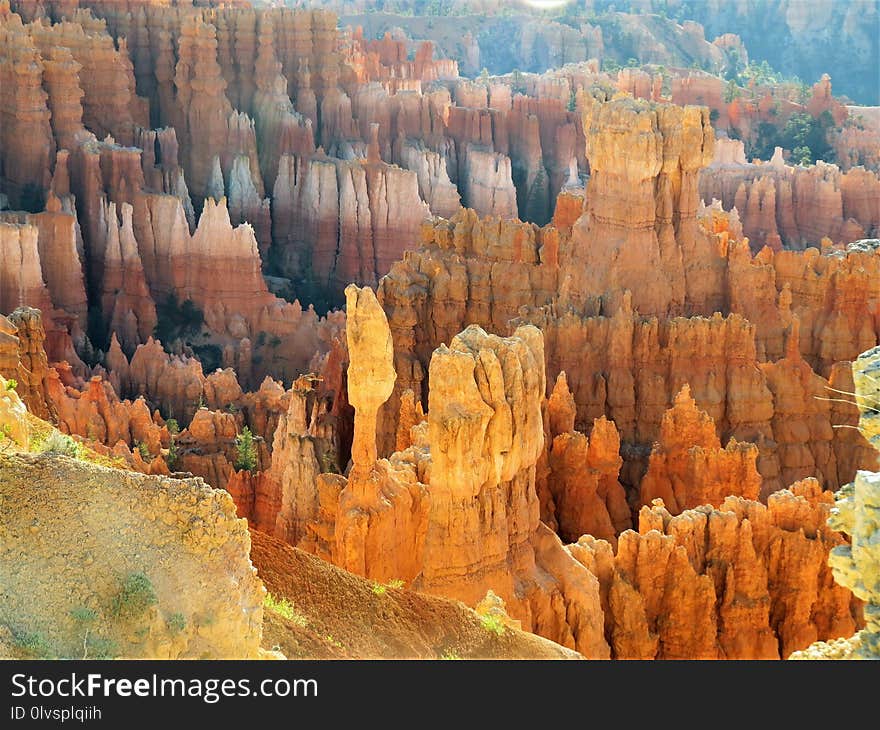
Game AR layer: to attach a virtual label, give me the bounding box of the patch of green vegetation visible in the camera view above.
[749,110,837,164]
[0,423,15,452]
[166,612,186,634]
[14,630,52,658]
[70,606,98,623]
[166,437,179,470]
[5,378,17,391]
[165,418,179,435]
[69,606,100,659]
[87,636,118,659]
[371,578,405,596]
[440,650,462,660]
[723,79,741,103]
[41,430,82,458]
[324,634,344,651]
[135,440,150,459]
[234,426,258,473]
[480,614,507,636]
[110,572,158,620]
[263,593,307,628]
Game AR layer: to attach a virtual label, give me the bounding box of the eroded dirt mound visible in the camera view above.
[250,530,580,660]
[0,451,264,659]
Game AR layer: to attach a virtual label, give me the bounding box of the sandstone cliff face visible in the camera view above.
[0,14,54,209]
[133,192,339,386]
[570,478,861,659]
[272,149,431,306]
[573,94,715,318]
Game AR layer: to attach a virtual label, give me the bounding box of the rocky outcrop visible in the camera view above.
[792,346,880,659]
[6,307,53,420]
[573,94,715,317]
[281,298,609,658]
[0,372,28,448]
[538,372,630,546]
[0,451,265,659]
[376,96,879,498]
[639,385,762,513]
[98,201,156,354]
[30,12,146,146]
[570,479,861,659]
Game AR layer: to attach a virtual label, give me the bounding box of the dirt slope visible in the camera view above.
[251,531,581,660]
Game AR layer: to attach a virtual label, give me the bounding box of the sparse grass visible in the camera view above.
[324,634,344,650]
[70,606,98,623]
[263,593,307,628]
[110,572,158,620]
[41,430,81,458]
[87,636,118,659]
[372,578,405,596]
[70,606,99,659]
[30,420,126,469]
[440,650,462,660]
[0,423,13,452]
[166,612,186,634]
[14,630,52,659]
[480,614,507,636]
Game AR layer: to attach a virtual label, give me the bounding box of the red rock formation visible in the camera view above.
[5,307,54,419]
[123,336,206,424]
[0,14,54,208]
[639,384,762,513]
[46,370,168,456]
[700,146,880,250]
[134,192,338,385]
[286,291,609,657]
[30,11,146,146]
[0,221,56,326]
[271,147,430,303]
[539,372,631,547]
[569,479,861,658]
[98,201,157,354]
[250,12,315,193]
[171,18,263,202]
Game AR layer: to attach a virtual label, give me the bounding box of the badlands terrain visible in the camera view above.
[0,0,878,660]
